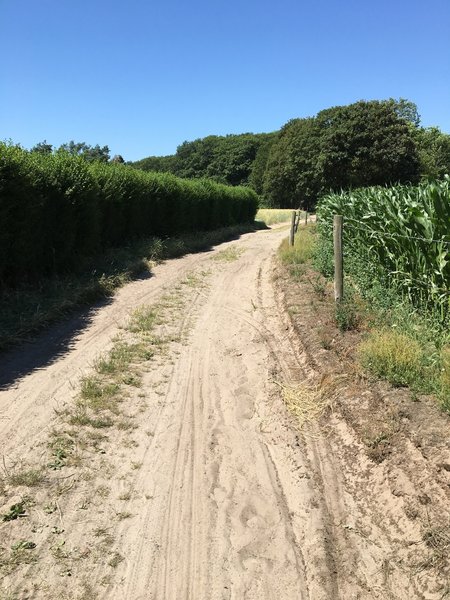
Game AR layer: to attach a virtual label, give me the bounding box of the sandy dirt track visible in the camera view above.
[0,225,447,599]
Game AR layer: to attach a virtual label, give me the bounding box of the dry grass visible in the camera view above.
[277,374,346,428]
[8,468,45,488]
[212,246,243,262]
[418,521,450,573]
[256,208,296,226]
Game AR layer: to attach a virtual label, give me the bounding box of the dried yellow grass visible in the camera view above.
[276,374,346,428]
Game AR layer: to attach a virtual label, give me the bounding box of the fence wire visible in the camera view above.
[342,216,450,246]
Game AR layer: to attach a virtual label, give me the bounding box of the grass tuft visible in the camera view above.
[80,376,120,411]
[358,330,424,388]
[9,468,45,488]
[126,306,158,334]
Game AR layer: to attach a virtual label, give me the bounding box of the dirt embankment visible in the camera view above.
[0,224,448,599]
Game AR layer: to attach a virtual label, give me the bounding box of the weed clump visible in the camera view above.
[335,292,359,331]
[358,330,423,388]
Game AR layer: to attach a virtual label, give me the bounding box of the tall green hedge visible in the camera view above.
[0,143,258,284]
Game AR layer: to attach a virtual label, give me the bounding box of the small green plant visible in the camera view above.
[1,502,26,522]
[108,552,124,568]
[69,410,114,429]
[11,540,36,551]
[79,376,120,412]
[308,274,327,299]
[48,434,74,470]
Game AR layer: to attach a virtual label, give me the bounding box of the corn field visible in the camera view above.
[316,178,450,320]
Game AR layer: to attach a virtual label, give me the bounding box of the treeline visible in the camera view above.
[132,99,450,210]
[31,139,125,164]
[132,133,275,187]
[0,143,258,285]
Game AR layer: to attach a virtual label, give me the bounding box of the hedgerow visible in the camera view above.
[0,143,258,284]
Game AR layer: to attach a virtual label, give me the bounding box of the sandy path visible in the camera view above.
[1,224,442,599]
[106,229,314,600]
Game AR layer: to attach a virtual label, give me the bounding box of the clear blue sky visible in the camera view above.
[1,0,449,161]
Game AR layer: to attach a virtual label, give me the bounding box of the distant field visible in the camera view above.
[256,208,294,225]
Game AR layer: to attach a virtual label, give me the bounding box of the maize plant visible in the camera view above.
[316,177,450,321]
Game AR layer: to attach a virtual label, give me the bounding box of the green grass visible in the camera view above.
[126,306,158,334]
[278,224,317,278]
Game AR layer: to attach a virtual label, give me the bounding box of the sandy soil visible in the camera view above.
[0,224,449,599]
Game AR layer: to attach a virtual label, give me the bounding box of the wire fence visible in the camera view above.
[328,215,450,300]
[343,216,450,246]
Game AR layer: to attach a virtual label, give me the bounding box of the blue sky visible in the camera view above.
[1,0,449,161]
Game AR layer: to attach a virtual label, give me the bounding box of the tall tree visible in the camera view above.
[31,140,53,154]
[415,127,450,180]
[58,141,110,162]
[263,100,420,209]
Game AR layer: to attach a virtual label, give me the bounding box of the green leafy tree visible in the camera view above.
[132,133,273,188]
[263,100,420,209]
[384,97,421,128]
[30,140,53,154]
[248,133,278,196]
[131,154,178,173]
[263,118,323,209]
[317,100,420,190]
[415,127,450,180]
[58,141,110,162]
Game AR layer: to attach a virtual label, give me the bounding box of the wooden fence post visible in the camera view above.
[294,209,300,233]
[289,211,296,246]
[333,215,343,302]
[304,211,308,226]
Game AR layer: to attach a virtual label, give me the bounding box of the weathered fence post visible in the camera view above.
[294,209,300,233]
[304,211,308,226]
[333,215,343,302]
[289,210,296,246]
